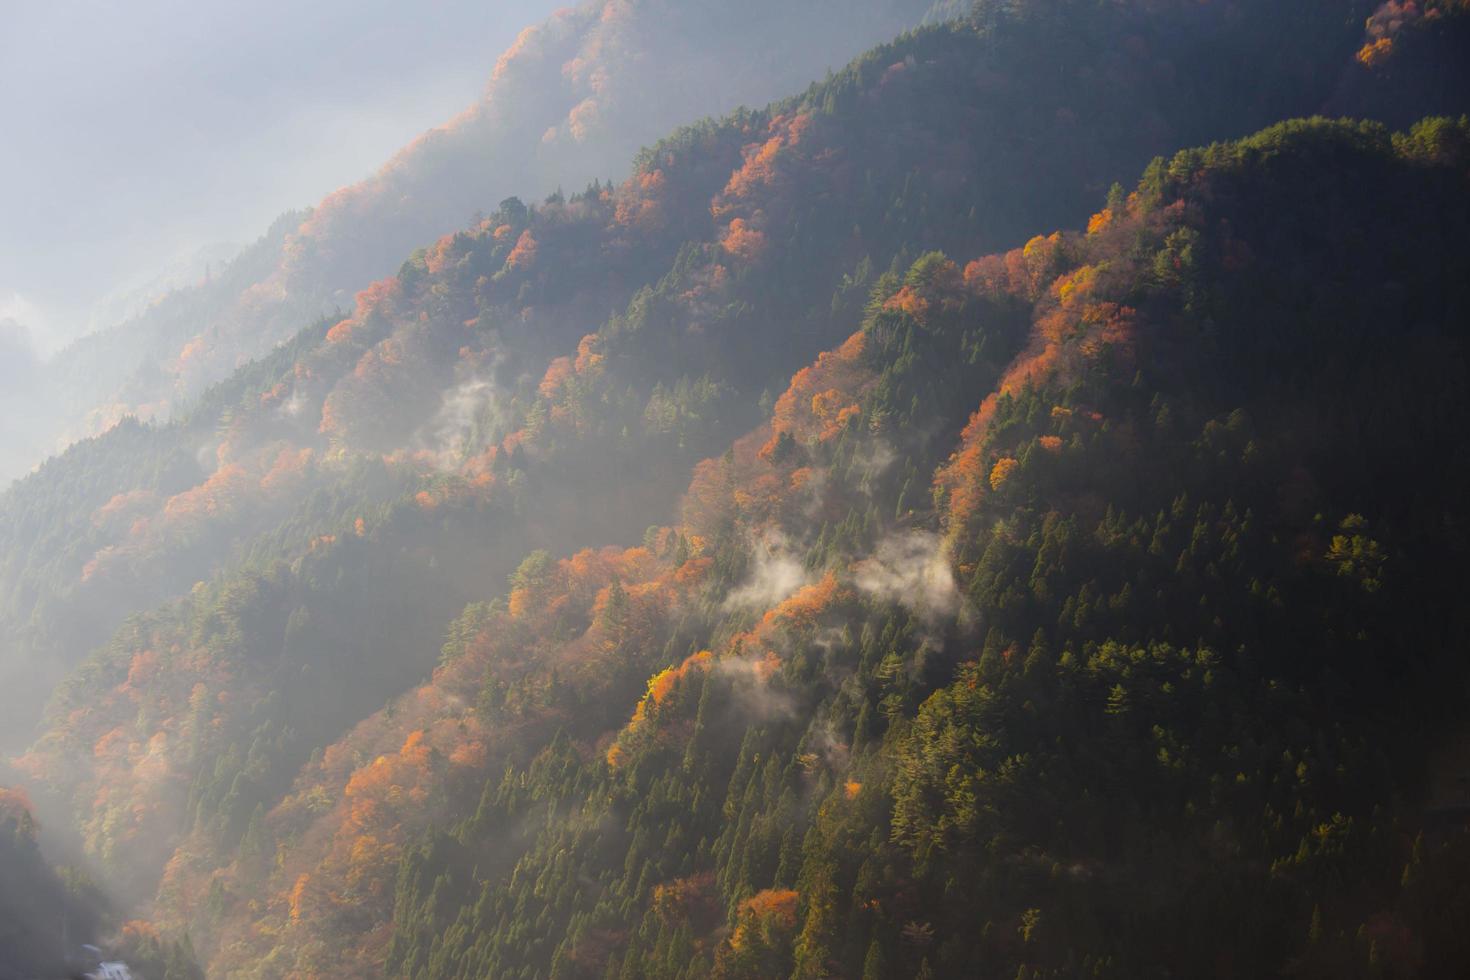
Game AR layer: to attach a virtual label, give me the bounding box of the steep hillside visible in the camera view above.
[4,2,1470,976]
[28,106,1470,971]
[181,117,1470,977]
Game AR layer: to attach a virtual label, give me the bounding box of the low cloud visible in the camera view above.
[854,530,960,623]
[715,655,798,720]
[419,374,501,470]
[276,389,308,420]
[0,316,39,386]
[722,532,809,611]
[850,439,896,483]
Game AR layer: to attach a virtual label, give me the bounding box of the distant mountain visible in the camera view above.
[81,242,242,340]
[6,0,952,487]
[5,2,1470,976]
[0,319,45,497]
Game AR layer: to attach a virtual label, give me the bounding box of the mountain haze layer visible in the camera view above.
[3,0,952,488]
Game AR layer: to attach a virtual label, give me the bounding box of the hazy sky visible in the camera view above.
[0,0,559,353]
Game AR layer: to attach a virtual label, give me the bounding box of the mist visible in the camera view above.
[0,0,943,489]
[0,0,562,353]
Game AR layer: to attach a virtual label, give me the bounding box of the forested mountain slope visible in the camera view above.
[6,0,1461,755]
[2,2,1469,977]
[139,115,1470,977]
[247,115,1470,979]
